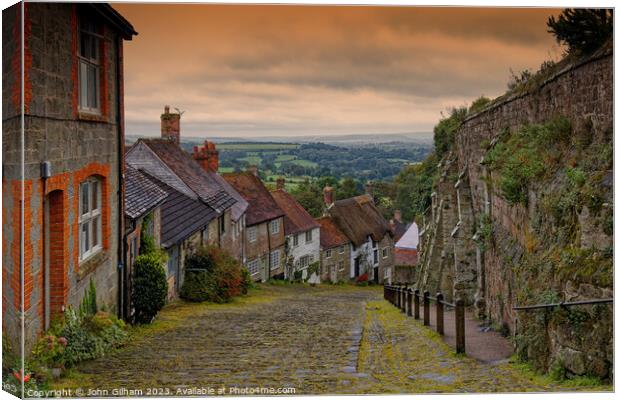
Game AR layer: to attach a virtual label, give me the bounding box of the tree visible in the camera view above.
[336,177,361,200]
[547,9,613,55]
[131,252,168,324]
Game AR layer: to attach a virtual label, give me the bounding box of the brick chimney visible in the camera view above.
[276,177,285,190]
[323,186,334,206]
[161,105,181,145]
[394,209,402,223]
[247,165,258,176]
[192,140,219,172]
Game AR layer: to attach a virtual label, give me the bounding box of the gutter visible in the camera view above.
[115,34,126,320]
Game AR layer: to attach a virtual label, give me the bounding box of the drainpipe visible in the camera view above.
[115,34,125,320]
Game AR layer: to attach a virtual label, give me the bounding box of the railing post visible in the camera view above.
[436,292,444,335]
[395,284,400,308]
[401,284,407,313]
[407,288,413,317]
[455,298,465,354]
[423,291,430,326]
[414,289,420,319]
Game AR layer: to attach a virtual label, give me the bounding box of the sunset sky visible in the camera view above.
[113,4,563,138]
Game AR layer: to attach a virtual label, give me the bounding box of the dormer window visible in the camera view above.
[78,17,102,113]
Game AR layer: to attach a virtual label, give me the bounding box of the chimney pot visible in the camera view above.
[394,209,402,223]
[192,139,219,173]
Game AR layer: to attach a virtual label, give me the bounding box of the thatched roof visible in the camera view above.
[328,194,392,247]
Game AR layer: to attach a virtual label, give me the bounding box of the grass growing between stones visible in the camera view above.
[354,300,612,394]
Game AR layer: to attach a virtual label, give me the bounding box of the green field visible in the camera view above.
[218,167,235,174]
[290,159,318,168]
[240,156,262,166]
[275,154,296,162]
[217,143,299,151]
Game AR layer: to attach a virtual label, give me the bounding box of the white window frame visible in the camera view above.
[338,245,345,254]
[270,219,280,235]
[270,250,280,270]
[78,17,102,113]
[338,260,345,271]
[305,230,312,243]
[293,234,299,247]
[247,259,260,276]
[248,226,258,243]
[384,267,391,280]
[79,177,102,261]
[325,249,332,259]
[382,247,389,259]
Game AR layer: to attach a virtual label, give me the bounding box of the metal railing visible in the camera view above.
[384,284,466,354]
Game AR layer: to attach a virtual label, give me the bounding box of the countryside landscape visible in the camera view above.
[2,3,614,398]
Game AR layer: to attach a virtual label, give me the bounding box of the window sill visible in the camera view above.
[78,111,108,123]
[78,249,109,281]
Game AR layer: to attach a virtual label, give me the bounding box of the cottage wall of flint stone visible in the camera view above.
[2,3,135,350]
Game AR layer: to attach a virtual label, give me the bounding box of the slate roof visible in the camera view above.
[223,173,284,226]
[328,194,393,247]
[124,165,168,219]
[143,173,218,249]
[395,248,418,266]
[271,189,319,236]
[209,173,248,222]
[316,216,349,250]
[126,139,236,213]
[396,222,419,250]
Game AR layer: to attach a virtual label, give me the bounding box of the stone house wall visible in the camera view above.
[2,3,128,350]
[319,244,350,283]
[244,217,286,281]
[286,227,321,275]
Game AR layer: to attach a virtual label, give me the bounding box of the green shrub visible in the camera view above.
[131,251,168,324]
[180,246,245,303]
[78,279,97,317]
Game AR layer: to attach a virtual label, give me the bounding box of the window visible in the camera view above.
[299,255,311,269]
[293,234,299,247]
[219,215,226,235]
[248,226,257,243]
[372,240,378,249]
[352,244,357,252]
[305,230,312,243]
[270,219,280,235]
[382,247,389,259]
[373,249,379,265]
[338,245,345,254]
[270,250,280,270]
[326,249,332,259]
[78,17,102,113]
[248,259,260,276]
[338,260,345,271]
[384,267,391,280]
[79,177,102,260]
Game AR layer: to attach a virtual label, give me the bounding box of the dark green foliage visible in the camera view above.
[485,118,571,205]
[131,252,168,324]
[335,177,362,200]
[394,153,438,222]
[547,9,613,55]
[291,176,362,218]
[79,279,97,317]
[180,246,246,303]
[468,96,491,114]
[433,107,467,158]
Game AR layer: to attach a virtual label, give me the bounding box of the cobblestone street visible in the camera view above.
[65,285,607,395]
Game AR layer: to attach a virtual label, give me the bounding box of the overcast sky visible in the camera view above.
[114,4,563,138]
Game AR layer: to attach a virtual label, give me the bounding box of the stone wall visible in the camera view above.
[417,45,613,378]
[2,3,125,351]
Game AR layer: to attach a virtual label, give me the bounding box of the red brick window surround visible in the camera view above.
[78,176,103,261]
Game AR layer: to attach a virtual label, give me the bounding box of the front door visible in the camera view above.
[330,264,337,282]
[354,257,360,277]
[373,267,379,284]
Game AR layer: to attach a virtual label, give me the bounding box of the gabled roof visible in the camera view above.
[271,189,319,236]
[328,194,393,247]
[391,220,409,242]
[209,173,248,222]
[396,222,419,250]
[316,216,349,250]
[91,4,137,39]
[126,139,236,213]
[223,173,284,226]
[143,173,218,249]
[124,165,168,219]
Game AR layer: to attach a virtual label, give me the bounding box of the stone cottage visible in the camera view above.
[316,216,351,283]
[324,187,395,283]
[224,170,285,281]
[270,179,320,281]
[2,3,136,349]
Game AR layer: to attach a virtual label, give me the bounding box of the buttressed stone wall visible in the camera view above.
[418,43,613,378]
